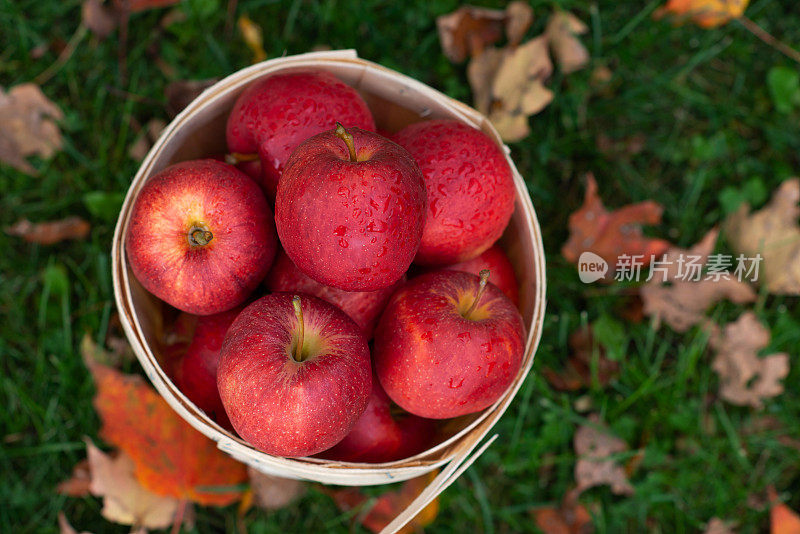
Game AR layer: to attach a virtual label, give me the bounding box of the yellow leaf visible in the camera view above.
[657,0,749,29]
[238,16,266,63]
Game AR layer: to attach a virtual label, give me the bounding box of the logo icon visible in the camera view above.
[577,251,608,283]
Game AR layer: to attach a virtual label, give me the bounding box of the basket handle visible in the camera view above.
[379,433,499,534]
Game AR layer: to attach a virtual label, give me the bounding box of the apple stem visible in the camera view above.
[335,122,358,162]
[464,269,490,320]
[293,295,305,362]
[189,228,213,246]
[224,152,259,165]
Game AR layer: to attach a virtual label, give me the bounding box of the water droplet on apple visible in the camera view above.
[333,225,347,236]
[457,332,471,342]
[338,238,349,248]
[448,377,464,389]
[421,331,432,341]
[366,220,388,233]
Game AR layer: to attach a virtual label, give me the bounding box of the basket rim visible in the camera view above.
[111,49,547,483]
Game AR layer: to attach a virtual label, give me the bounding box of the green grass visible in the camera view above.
[2,0,800,532]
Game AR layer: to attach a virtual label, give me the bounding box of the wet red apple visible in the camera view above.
[317,371,435,463]
[226,70,375,201]
[265,247,401,338]
[374,270,525,419]
[178,307,242,430]
[437,245,519,306]
[126,159,277,315]
[275,124,426,291]
[393,120,515,265]
[217,293,371,457]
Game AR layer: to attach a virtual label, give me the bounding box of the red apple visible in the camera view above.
[126,159,277,315]
[275,124,426,292]
[438,245,519,306]
[178,307,242,430]
[226,70,375,201]
[217,293,371,457]
[317,371,436,463]
[392,120,516,265]
[374,270,525,419]
[265,248,401,338]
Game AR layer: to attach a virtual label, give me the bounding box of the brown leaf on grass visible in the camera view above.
[238,16,266,63]
[328,472,439,534]
[573,415,634,496]
[84,350,248,506]
[708,312,789,409]
[532,493,593,534]
[82,0,119,39]
[469,37,554,142]
[724,178,800,295]
[246,467,305,510]
[655,0,749,29]
[85,439,180,530]
[542,325,620,391]
[165,79,218,117]
[57,460,92,497]
[437,5,506,63]
[640,229,756,332]
[504,1,534,46]
[6,217,90,245]
[57,512,93,534]
[562,174,671,273]
[703,517,736,534]
[768,486,800,534]
[545,11,590,74]
[0,83,64,175]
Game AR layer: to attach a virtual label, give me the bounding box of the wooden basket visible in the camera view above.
[112,50,546,533]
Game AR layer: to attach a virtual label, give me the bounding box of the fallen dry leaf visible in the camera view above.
[238,16,266,63]
[6,217,90,245]
[769,487,800,534]
[246,467,305,510]
[470,36,554,142]
[85,439,180,530]
[542,325,620,391]
[573,415,634,496]
[0,83,64,175]
[655,0,749,28]
[532,494,593,534]
[82,0,119,39]
[84,350,247,506]
[708,312,789,409]
[328,471,439,534]
[504,1,534,46]
[165,79,218,117]
[57,512,93,534]
[562,173,671,273]
[57,459,92,497]
[437,5,506,63]
[545,11,590,74]
[640,229,756,332]
[724,178,800,295]
[704,517,736,534]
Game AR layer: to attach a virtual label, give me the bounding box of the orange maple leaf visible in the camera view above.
[85,355,247,506]
[561,173,671,274]
[656,0,749,28]
[768,486,800,534]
